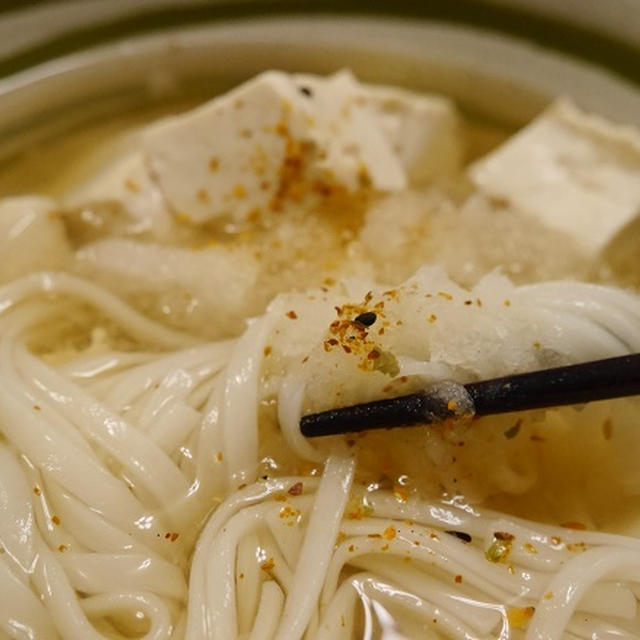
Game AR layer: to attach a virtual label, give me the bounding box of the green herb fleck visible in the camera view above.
[485,531,514,563]
[373,351,400,377]
[504,420,522,439]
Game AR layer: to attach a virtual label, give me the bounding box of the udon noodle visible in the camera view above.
[0,71,639,639]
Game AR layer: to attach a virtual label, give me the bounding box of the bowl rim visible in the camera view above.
[0,1,637,86]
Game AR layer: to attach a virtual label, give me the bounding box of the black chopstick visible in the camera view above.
[300,353,640,438]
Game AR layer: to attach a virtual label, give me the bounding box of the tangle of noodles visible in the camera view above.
[0,264,639,640]
[1,71,640,640]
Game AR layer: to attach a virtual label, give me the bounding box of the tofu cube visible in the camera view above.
[469,99,640,262]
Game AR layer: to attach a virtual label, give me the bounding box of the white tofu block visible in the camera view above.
[144,70,410,225]
[362,83,462,184]
[66,71,462,230]
[66,152,173,237]
[469,99,640,257]
[285,72,463,185]
[0,197,71,282]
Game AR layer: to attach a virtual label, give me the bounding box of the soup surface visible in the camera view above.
[0,69,639,640]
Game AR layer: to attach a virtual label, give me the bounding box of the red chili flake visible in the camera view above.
[454,574,462,584]
[247,207,261,223]
[288,482,303,496]
[342,344,352,354]
[367,349,380,360]
[489,195,510,209]
[125,178,141,193]
[165,532,171,539]
[561,521,587,531]
[260,558,275,571]
[51,515,60,525]
[383,526,396,540]
[170,532,179,542]
[286,310,298,319]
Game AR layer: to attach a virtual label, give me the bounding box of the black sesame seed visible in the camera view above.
[445,530,472,543]
[354,312,377,327]
[299,86,313,97]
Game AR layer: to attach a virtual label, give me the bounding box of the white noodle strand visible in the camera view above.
[274,455,355,640]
